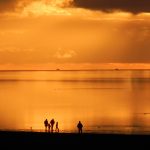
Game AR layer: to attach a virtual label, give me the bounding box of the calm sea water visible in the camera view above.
[0,70,150,134]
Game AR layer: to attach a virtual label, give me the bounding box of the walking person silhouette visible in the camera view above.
[55,122,59,133]
[44,119,48,132]
[50,118,55,133]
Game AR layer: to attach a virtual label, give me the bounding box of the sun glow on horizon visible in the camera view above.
[22,0,73,16]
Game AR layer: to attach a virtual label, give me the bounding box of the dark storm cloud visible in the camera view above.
[0,0,18,12]
[0,0,33,13]
[74,0,150,13]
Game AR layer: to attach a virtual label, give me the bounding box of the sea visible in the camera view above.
[0,70,150,134]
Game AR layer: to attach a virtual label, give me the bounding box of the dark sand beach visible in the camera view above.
[1,131,150,148]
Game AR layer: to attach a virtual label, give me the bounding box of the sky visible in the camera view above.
[0,0,150,70]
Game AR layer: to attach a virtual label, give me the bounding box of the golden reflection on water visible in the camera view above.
[0,70,150,133]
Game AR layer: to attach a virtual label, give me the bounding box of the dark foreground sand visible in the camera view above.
[0,131,150,148]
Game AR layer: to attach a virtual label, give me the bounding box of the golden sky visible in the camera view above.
[0,0,150,70]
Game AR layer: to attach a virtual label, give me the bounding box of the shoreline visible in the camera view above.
[1,131,150,148]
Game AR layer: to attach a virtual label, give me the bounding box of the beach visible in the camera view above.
[1,131,150,148]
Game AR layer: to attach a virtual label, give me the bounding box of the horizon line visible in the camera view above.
[0,68,150,71]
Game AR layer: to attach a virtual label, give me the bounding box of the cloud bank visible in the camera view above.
[1,0,150,14]
[0,0,73,13]
[74,0,150,13]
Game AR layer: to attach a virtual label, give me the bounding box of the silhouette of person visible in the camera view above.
[48,123,51,132]
[30,127,32,132]
[44,119,48,132]
[77,121,83,133]
[55,122,59,133]
[50,119,55,132]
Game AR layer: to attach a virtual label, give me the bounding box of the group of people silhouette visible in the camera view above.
[44,118,59,133]
[44,119,83,134]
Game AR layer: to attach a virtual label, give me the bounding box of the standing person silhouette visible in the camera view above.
[50,119,55,133]
[55,122,59,133]
[44,119,48,132]
[77,121,83,134]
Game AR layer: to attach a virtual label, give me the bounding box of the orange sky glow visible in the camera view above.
[0,0,150,70]
[1,1,150,132]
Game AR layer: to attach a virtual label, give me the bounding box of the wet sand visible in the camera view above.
[0,131,150,148]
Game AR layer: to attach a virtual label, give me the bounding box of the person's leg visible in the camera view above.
[52,125,53,132]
